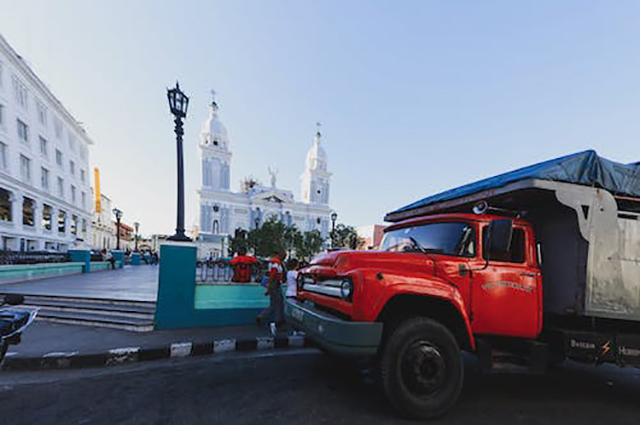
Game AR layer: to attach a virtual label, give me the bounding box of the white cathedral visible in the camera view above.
[195,95,334,258]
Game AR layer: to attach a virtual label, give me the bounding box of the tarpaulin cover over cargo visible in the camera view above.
[388,150,640,220]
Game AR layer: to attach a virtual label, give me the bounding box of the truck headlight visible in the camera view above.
[340,279,353,300]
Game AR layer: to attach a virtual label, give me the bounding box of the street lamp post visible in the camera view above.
[330,212,338,248]
[113,208,123,250]
[167,82,191,242]
[134,222,140,252]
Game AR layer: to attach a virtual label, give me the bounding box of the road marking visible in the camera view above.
[256,337,274,350]
[288,335,305,347]
[213,339,236,354]
[170,342,193,358]
[107,347,140,365]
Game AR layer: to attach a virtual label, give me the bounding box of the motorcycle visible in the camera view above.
[0,295,38,365]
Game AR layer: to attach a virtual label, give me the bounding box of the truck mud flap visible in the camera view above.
[563,331,615,364]
[616,334,640,366]
[562,331,640,366]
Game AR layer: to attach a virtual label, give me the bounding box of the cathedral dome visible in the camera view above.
[306,131,328,170]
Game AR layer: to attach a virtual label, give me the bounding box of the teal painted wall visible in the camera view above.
[69,250,91,272]
[0,263,84,284]
[111,251,125,269]
[154,244,265,330]
[131,253,141,266]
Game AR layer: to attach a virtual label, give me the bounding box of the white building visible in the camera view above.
[196,95,333,257]
[91,192,116,251]
[0,34,93,252]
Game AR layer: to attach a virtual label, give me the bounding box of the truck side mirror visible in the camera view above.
[487,219,513,259]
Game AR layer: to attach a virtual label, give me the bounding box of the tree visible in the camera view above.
[229,228,249,255]
[331,224,364,250]
[247,217,287,257]
[295,230,325,262]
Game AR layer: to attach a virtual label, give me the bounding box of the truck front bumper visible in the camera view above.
[285,299,383,357]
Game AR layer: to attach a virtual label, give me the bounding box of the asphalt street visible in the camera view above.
[1,348,640,425]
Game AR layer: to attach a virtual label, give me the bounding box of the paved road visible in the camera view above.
[0,265,158,301]
[1,349,640,424]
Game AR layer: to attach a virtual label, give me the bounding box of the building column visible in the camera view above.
[10,190,23,230]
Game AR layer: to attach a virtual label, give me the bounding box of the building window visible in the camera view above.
[42,204,52,231]
[37,101,47,126]
[0,62,3,89]
[213,220,219,234]
[54,118,62,139]
[22,197,35,227]
[80,145,87,160]
[68,134,75,152]
[0,142,6,170]
[82,219,87,239]
[58,210,66,233]
[0,103,4,127]
[12,76,28,109]
[71,215,78,236]
[0,188,11,222]
[70,160,75,176]
[39,136,48,158]
[81,191,86,209]
[41,167,49,190]
[80,169,86,183]
[57,176,64,198]
[71,185,76,204]
[17,119,29,143]
[20,155,31,182]
[56,149,63,167]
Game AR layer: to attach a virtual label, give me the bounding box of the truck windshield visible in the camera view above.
[380,222,475,257]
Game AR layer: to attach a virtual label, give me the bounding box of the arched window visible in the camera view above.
[213,220,219,234]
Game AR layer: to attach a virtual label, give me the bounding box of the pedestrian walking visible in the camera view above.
[256,251,286,336]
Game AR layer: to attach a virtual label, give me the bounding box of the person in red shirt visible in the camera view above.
[256,250,287,335]
[230,247,258,283]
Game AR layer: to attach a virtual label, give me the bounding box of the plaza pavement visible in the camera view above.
[0,265,159,301]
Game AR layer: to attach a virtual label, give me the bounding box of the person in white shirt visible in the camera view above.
[285,259,299,300]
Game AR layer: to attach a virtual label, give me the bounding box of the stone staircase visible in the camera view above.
[2,294,156,332]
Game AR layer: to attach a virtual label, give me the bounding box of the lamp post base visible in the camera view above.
[168,233,192,242]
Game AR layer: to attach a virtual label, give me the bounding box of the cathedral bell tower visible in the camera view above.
[200,92,231,191]
[301,126,331,205]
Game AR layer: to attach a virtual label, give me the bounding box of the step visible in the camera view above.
[0,293,157,309]
[35,309,154,332]
[33,305,154,321]
[19,298,156,315]
[36,316,154,333]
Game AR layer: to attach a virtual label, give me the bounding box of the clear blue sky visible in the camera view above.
[1,0,638,236]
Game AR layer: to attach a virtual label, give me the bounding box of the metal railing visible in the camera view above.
[196,260,267,284]
[0,250,71,265]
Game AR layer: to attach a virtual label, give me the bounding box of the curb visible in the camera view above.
[2,334,310,371]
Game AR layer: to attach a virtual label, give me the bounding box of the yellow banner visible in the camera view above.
[94,168,101,213]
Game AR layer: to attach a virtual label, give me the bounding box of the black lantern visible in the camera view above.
[330,212,338,248]
[113,208,123,250]
[167,82,189,118]
[167,81,191,242]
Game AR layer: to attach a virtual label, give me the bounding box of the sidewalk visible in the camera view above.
[4,321,308,371]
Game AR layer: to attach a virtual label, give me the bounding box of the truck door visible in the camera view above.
[470,225,542,339]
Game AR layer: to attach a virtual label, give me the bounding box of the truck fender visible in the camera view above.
[374,285,476,352]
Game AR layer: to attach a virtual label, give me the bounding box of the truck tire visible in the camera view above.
[379,317,463,419]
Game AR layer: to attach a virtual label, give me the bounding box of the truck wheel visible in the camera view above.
[379,317,463,419]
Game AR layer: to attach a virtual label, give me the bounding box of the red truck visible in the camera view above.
[285,151,640,418]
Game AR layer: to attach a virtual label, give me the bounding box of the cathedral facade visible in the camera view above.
[196,96,333,258]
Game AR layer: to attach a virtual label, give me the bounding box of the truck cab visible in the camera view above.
[286,212,543,418]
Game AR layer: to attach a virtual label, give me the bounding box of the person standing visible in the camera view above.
[256,251,286,335]
[230,247,258,283]
[285,259,299,300]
